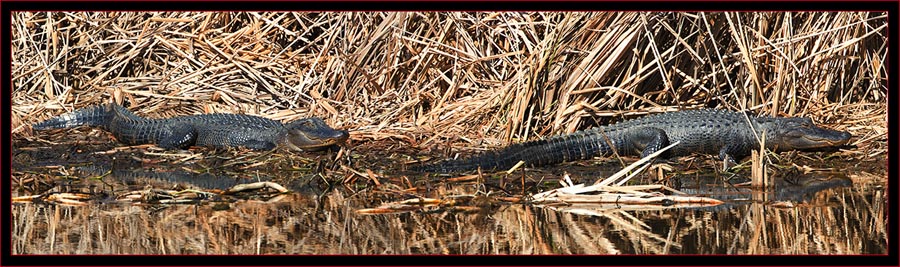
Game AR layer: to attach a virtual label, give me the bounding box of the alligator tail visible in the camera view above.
[414,130,616,173]
[32,104,117,131]
[413,142,533,173]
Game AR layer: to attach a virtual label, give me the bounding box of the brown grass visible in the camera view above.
[11,12,887,154]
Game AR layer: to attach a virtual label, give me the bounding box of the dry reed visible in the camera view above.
[10,12,886,157]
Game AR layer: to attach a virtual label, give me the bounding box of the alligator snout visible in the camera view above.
[808,129,851,143]
[322,129,350,144]
[790,129,852,150]
[278,116,350,151]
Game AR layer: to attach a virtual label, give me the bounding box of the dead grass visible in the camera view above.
[11,12,887,156]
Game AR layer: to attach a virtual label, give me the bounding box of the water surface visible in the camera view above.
[9,141,887,256]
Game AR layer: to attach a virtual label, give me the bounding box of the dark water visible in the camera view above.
[9,142,887,255]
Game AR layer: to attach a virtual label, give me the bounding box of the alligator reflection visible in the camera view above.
[75,164,248,190]
[27,163,320,205]
[669,173,853,210]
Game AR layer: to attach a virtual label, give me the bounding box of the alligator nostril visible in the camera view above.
[838,131,852,141]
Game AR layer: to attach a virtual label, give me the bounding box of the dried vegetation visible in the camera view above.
[11,12,887,157]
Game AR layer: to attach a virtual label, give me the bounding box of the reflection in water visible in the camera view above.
[668,173,854,211]
[10,163,886,255]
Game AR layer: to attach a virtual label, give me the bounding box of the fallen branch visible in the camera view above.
[224,181,289,194]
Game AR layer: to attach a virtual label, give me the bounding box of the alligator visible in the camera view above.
[32,103,349,151]
[33,163,309,204]
[68,163,249,191]
[414,109,852,173]
[669,173,853,211]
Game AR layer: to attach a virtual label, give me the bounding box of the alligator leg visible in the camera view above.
[157,125,197,149]
[718,146,742,171]
[634,127,671,158]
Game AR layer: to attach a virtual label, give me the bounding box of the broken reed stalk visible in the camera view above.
[594,141,680,186]
[530,142,712,206]
[750,131,770,188]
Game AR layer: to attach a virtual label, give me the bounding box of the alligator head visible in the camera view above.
[760,117,852,152]
[282,118,350,151]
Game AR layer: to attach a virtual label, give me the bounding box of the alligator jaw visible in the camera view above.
[804,135,851,146]
[283,127,349,152]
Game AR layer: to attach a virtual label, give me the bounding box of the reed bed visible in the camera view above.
[11,12,887,156]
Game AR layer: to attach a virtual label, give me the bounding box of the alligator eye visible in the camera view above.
[303,120,314,127]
